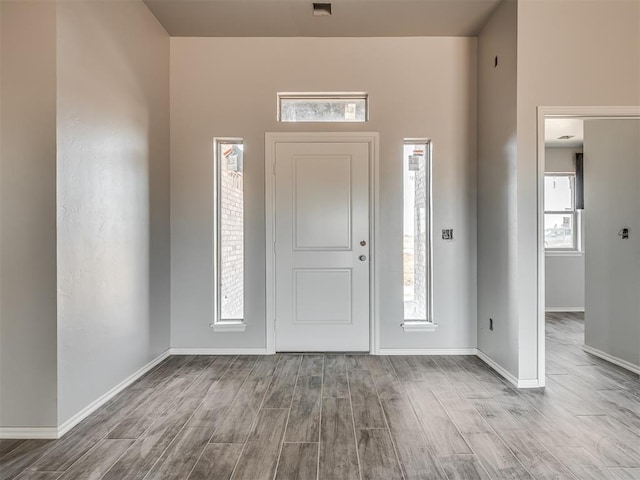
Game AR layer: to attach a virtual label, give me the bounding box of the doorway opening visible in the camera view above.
[537,107,640,385]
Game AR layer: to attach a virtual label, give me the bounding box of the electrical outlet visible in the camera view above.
[442,229,454,241]
[489,318,494,331]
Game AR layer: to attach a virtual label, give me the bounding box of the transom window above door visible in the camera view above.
[277,92,368,122]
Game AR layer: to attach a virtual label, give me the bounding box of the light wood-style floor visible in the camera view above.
[2,312,640,480]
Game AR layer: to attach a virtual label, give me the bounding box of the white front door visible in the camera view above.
[274,141,370,352]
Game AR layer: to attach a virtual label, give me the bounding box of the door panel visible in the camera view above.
[294,155,352,250]
[275,142,370,352]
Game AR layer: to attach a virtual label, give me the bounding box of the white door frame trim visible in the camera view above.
[536,106,640,386]
[265,132,380,355]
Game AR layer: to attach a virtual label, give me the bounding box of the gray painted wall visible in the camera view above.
[56,2,171,424]
[475,0,640,382]
[477,0,518,377]
[545,147,585,312]
[170,37,478,351]
[584,120,640,368]
[515,0,640,380]
[0,1,59,429]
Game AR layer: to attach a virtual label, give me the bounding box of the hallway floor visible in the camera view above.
[2,313,640,480]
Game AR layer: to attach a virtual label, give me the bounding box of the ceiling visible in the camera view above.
[545,118,584,148]
[143,0,502,37]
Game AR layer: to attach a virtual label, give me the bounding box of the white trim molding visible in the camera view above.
[170,348,267,355]
[0,349,171,440]
[401,322,438,333]
[0,427,59,440]
[379,348,477,356]
[264,132,380,355]
[477,350,544,388]
[583,345,640,376]
[210,322,247,333]
[545,307,584,313]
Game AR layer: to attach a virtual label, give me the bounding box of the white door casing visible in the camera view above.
[265,133,379,354]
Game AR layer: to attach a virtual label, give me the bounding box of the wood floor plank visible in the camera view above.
[188,443,244,480]
[431,357,487,396]
[13,472,64,480]
[0,440,26,459]
[284,375,322,443]
[210,376,272,443]
[231,408,289,480]
[250,356,279,378]
[107,375,193,439]
[370,371,403,399]
[498,430,576,479]
[404,382,471,455]
[434,391,493,436]
[28,428,104,473]
[348,370,386,429]
[493,392,581,447]
[299,355,323,377]
[144,427,211,480]
[228,356,259,371]
[380,397,447,479]
[274,443,318,480]
[388,356,423,382]
[438,454,492,480]
[0,440,54,480]
[575,415,640,467]
[465,432,534,480]
[548,446,620,480]
[323,355,349,399]
[54,439,132,480]
[319,397,360,480]
[187,369,252,431]
[262,355,301,408]
[357,429,403,480]
[183,356,237,398]
[468,397,524,433]
[102,397,202,480]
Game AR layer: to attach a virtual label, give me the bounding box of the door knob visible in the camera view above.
[359,255,367,261]
[360,240,367,246]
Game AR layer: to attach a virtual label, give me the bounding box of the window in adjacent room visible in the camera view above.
[544,173,580,251]
[212,138,246,332]
[402,139,435,331]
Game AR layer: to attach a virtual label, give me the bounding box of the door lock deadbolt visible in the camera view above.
[360,240,367,246]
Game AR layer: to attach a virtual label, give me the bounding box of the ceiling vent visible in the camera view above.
[313,3,332,16]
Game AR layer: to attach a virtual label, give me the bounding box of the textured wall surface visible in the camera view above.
[56,1,170,424]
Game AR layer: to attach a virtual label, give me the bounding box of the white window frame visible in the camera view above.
[544,172,582,254]
[211,138,246,333]
[277,92,369,122]
[401,139,436,333]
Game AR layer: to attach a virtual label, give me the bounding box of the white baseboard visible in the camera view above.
[0,427,59,440]
[170,348,267,355]
[583,345,640,375]
[378,348,478,356]
[56,348,171,438]
[0,349,171,440]
[476,350,544,388]
[545,307,584,313]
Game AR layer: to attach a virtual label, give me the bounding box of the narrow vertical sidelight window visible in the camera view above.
[212,138,246,331]
[402,140,435,331]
